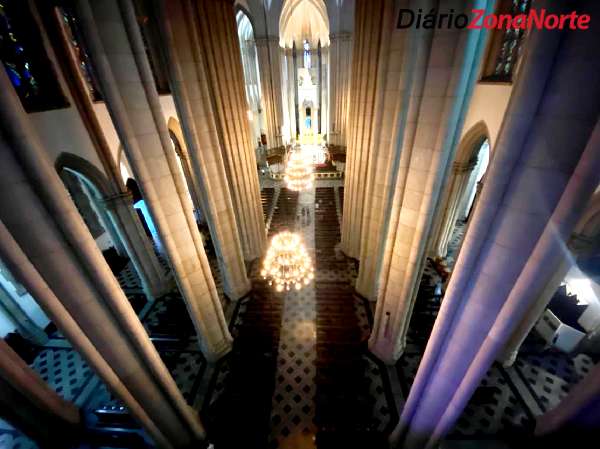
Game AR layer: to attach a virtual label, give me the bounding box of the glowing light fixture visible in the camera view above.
[261,231,314,292]
[284,147,314,191]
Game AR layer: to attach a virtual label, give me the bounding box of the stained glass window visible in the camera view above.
[481,0,530,83]
[133,0,170,94]
[303,40,311,69]
[0,0,67,112]
[59,6,102,101]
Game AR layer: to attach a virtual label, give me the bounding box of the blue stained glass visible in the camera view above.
[59,6,102,101]
[491,0,530,81]
[0,1,67,111]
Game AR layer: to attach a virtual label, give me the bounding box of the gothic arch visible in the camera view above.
[167,117,203,218]
[573,190,600,254]
[167,116,187,158]
[279,0,329,48]
[455,120,491,165]
[430,121,491,259]
[54,152,113,198]
[235,4,256,39]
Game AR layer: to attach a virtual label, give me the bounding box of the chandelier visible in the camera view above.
[284,147,313,191]
[261,231,314,292]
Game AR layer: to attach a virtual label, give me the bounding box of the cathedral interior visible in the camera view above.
[0,0,599,448]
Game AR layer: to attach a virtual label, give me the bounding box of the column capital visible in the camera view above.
[567,232,595,254]
[102,191,134,208]
[452,159,477,173]
[330,32,352,42]
[255,35,279,46]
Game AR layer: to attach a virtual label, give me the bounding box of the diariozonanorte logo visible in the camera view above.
[397,8,591,30]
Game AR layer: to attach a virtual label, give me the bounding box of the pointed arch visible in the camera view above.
[279,0,330,48]
[455,120,491,165]
[54,152,113,198]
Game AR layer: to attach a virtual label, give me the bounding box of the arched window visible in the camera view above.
[303,39,311,68]
[0,0,68,111]
[481,0,530,82]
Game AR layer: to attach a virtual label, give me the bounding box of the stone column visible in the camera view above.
[340,0,388,260]
[0,284,48,345]
[432,160,477,258]
[0,70,206,449]
[328,32,352,147]
[192,0,266,261]
[256,35,285,149]
[499,231,596,367]
[498,258,571,367]
[392,1,600,446]
[45,2,169,300]
[75,0,232,360]
[0,340,81,448]
[368,0,485,361]
[103,192,172,299]
[157,0,251,300]
[284,47,298,141]
[320,45,329,137]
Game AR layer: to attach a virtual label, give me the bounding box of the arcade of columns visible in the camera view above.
[0,1,599,449]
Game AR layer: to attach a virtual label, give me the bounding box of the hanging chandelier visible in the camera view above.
[284,147,314,191]
[261,231,314,292]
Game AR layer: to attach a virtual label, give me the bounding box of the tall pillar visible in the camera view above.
[75,0,232,360]
[0,284,47,345]
[192,0,266,261]
[431,160,477,258]
[340,0,387,260]
[392,1,600,446]
[283,47,298,141]
[0,70,206,449]
[367,0,486,361]
[43,2,170,300]
[0,340,81,448]
[256,35,285,149]
[103,192,173,299]
[498,258,571,367]
[157,0,251,300]
[328,32,352,147]
[320,45,329,137]
[499,230,597,366]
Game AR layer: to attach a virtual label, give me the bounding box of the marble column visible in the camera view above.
[431,160,477,258]
[392,1,600,446]
[328,32,352,147]
[155,0,252,301]
[0,340,81,447]
[192,0,266,261]
[256,35,285,150]
[367,0,485,361]
[75,0,232,360]
[0,70,206,449]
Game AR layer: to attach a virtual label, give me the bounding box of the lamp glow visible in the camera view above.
[261,231,314,292]
[284,147,314,191]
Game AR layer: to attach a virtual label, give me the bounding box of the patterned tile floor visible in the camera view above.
[1,245,209,448]
[4,191,599,449]
[268,188,318,449]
